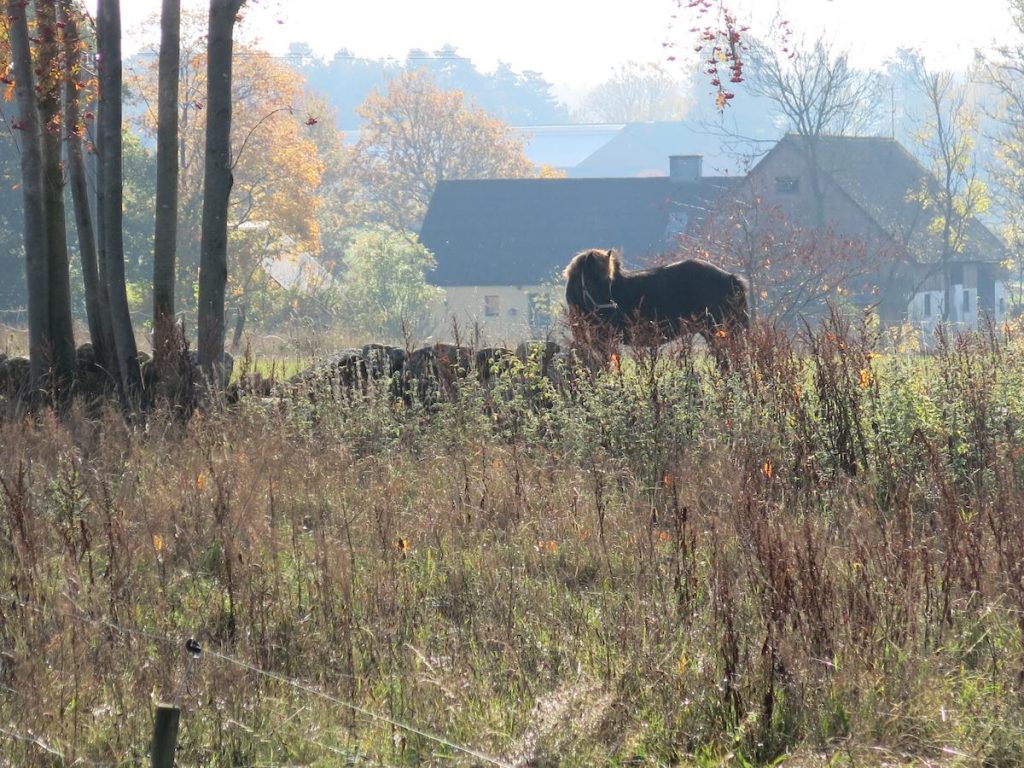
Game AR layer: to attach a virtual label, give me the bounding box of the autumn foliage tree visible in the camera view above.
[3,0,298,404]
[303,94,356,264]
[1,0,149,406]
[349,69,536,232]
[132,25,324,345]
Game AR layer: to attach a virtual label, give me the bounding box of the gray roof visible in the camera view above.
[514,124,625,170]
[571,121,749,178]
[420,176,738,286]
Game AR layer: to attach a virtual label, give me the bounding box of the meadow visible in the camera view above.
[2,313,1024,766]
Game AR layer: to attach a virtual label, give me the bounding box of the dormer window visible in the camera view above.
[775,176,799,193]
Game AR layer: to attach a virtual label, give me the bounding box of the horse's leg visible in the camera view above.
[699,323,731,373]
[570,316,618,378]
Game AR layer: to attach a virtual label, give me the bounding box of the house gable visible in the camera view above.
[747,138,895,253]
[749,134,1007,265]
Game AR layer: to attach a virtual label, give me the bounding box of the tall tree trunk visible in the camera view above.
[60,1,116,380]
[153,0,181,373]
[61,0,115,376]
[197,0,244,382]
[90,82,121,390]
[93,103,121,390]
[97,0,141,401]
[35,0,77,400]
[8,0,50,401]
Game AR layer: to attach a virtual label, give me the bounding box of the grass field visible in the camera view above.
[2,313,1024,766]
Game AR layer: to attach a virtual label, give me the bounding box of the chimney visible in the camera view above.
[669,154,702,183]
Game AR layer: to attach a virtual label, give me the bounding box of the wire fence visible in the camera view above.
[0,590,514,768]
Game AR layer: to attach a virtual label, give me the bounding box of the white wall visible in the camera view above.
[429,285,566,345]
[908,279,1007,337]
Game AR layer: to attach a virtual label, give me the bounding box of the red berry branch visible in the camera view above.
[666,0,750,110]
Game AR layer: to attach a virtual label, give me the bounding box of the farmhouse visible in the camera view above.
[746,134,1010,332]
[420,135,1009,341]
[418,156,739,342]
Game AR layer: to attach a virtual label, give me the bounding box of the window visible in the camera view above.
[483,295,500,317]
[924,293,932,317]
[962,289,971,315]
[775,175,799,193]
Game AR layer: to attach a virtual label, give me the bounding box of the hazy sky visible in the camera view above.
[89,0,1017,90]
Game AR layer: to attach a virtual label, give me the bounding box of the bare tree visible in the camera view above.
[7,0,49,398]
[577,62,690,123]
[153,0,182,373]
[97,0,142,400]
[747,36,884,226]
[198,0,245,382]
[909,55,988,321]
[691,189,875,324]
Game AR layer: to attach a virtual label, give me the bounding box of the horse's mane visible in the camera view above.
[562,248,622,281]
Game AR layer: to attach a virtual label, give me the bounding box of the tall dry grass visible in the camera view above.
[1,314,1024,766]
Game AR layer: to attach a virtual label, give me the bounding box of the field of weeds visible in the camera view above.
[2,313,1024,766]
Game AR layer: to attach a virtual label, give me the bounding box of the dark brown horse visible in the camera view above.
[563,249,749,347]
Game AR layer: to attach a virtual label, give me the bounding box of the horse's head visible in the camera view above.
[563,248,622,316]
[728,273,751,330]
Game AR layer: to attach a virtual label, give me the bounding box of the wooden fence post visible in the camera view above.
[151,704,180,768]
